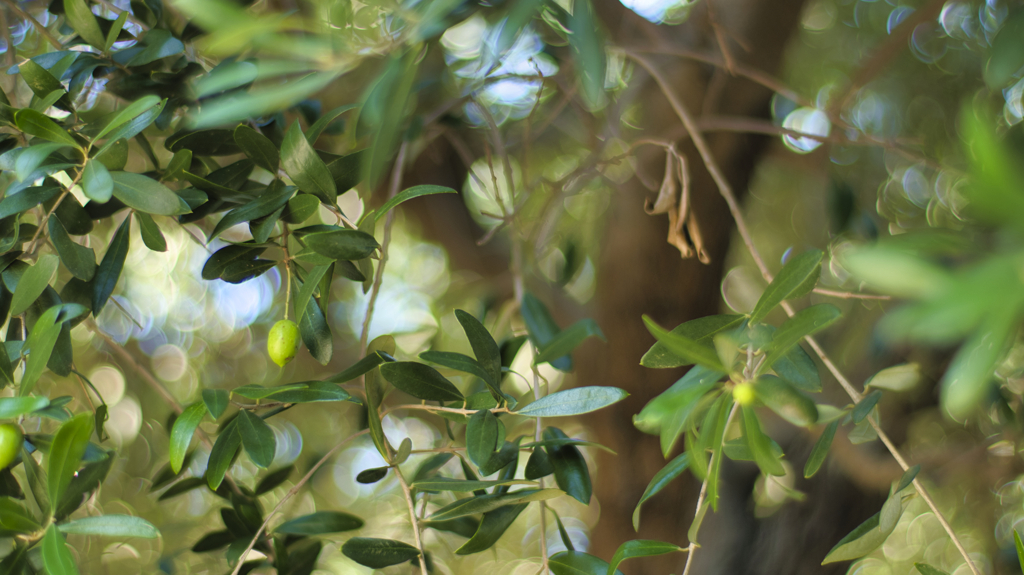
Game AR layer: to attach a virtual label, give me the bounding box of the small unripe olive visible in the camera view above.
[268,320,300,367]
[0,423,23,470]
[732,382,756,406]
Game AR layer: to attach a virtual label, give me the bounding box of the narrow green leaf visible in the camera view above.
[207,181,294,242]
[632,365,722,457]
[466,409,501,468]
[302,229,378,261]
[47,413,93,506]
[545,427,591,504]
[293,264,330,324]
[754,375,817,427]
[821,511,897,564]
[517,386,628,417]
[704,394,732,511]
[281,122,337,204]
[455,309,502,389]
[1015,530,1024,573]
[412,477,535,492]
[521,292,572,371]
[550,551,624,575]
[201,389,228,419]
[0,396,48,418]
[428,488,562,521]
[97,101,166,153]
[48,216,95,281]
[18,60,70,111]
[281,193,320,224]
[305,104,358,143]
[274,511,363,535]
[643,315,726,372]
[741,405,785,476]
[632,453,688,531]
[914,563,950,575]
[298,284,332,364]
[607,540,683,575]
[534,318,605,365]
[95,96,162,141]
[0,184,60,219]
[11,254,58,316]
[772,344,821,392]
[803,420,838,478]
[15,109,78,147]
[64,0,106,49]
[0,498,40,531]
[327,351,392,383]
[420,351,491,383]
[169,402,206,474]
[760,304,841,372]
[205,419,240,490]
[15,143,71,182]
[236,410,275,468]
[364,336,394,460]
[92,216,130,313]
[41,524,79,575]
[375,185,457,222]
[264,381,351,403]
[852,389,883,424]
[749,250,823,324]
[341,537,420,569]
[21,305,63,396]
[866,363,920,392]
[454,503,528,555]
[379,362,464,402]
[233,124,279,174]
[134,212,166,252]
[110,172,190,216]
[567,0,606,106]
[103,10,128,52]
[58,515,160,538]
[942,308,1018,420]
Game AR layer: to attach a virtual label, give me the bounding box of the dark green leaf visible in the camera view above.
[428,488,562,521]
[18,61,70,111]
[157,477,206,501]
[236,410,275,468]
[772,344,821,392]
[15,110,77,147]
[254,466,293,495]
[282,122,336,204]
[274,511,363,535]
[356,466,388,484]
[852,389,883,424]
[341,538,420,569]
[549,551,624,575]
[0,185,60,220]
[169,402,206,474]
[466,409,502,468]
[41,524,79,575]
[202,389,228,418]
[534,318,605,365]
[134,212,166,252]
[412,477,534,492]
[803,420,838,478]
[302,229,378,261]
[21,304,64,396]
[545,427,591,504]
[208,182,294,242]
[293,264,330,324]
[741,405,785,476]
[201,245,266,281]
[567,0,605,106]
[750,250,823,324]
[641,315,745,369]
[375,185,457,222]
[55,451,112,520]
[521,292,572,371]
[364,336,394,460]
[633,365,722,456]
[47,413,93,507]
[643,315,726,372]
[607,540,683,575]
[95,96,163,142]
[517,386,628,417]
[420,351,491,383]
[233,124,279,173]
[265,381,352,403]
[110,172,190,216]
[298,288,332,364]
[455,309,502,390]
[281,193,320,224]
[58,515,160,538]
[632,453,688,531]
[92,215,130,313]
[0,498,40,531]
[306,104,357,143]
[380,362,464,402]
[206,419,240,490]
[454,504,528,555]
[48,216,95,281]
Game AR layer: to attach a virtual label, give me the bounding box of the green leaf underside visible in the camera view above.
[428,488,563,521]
[412,477,536,492]
[517,386,628,417]
[274,511,363,535]
[58,515,160,538]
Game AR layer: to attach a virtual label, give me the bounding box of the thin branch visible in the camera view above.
[395,465,429,574]
[812,287,891,301]
[625,49,981,575]
[229,429,369,575]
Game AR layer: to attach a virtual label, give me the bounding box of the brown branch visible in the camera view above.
[2,1,62,51]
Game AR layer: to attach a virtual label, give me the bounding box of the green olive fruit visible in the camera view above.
[268,319,301,367]
[0,423,23,470]
[732,382,756,406]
